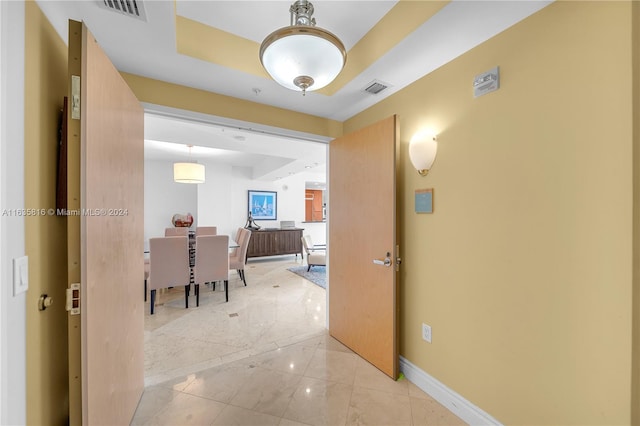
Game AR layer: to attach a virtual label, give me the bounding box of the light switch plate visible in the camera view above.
[13,256,28,296]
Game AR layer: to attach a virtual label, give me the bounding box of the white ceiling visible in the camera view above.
[143,110,328,180]
[37,0,552,181]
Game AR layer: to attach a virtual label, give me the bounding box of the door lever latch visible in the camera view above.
[373,252,392,267]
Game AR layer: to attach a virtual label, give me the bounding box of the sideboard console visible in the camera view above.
[246,228,304,259]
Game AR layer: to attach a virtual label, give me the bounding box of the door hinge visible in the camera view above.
[71,75,80,120]
[66,283,80,315]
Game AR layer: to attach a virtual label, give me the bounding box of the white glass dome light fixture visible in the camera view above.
[174,145,205,184]
[259,0,347,95]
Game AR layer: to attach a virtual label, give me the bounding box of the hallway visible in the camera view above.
[135,257,464,425]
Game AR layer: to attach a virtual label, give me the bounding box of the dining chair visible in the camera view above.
[227,227,242,257]
[195,226,217,236]
[229,228,252,286]
[219,227,243,289]
[193,235,230,305]
[165,227,189,237]
[144,258,150,301]
[301,234,326,271]
[148,236,191,314]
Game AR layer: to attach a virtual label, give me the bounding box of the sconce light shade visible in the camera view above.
[174,162,205,184]
[409,132,438,176]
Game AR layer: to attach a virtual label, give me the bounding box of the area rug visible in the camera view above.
[287,265,326,289]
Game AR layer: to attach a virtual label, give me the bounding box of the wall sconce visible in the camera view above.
[409,131,438,176]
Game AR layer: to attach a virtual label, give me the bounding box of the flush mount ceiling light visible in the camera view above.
[259,0,347,95]
[174,145,205,184]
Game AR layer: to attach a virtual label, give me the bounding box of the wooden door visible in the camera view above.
[305,191,313,222]
[328,115,399,378]
[311,190,323,221]
[305,189,323,221]
[67,20,145,425]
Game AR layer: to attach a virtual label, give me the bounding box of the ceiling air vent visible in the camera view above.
[97,0,147,22]
[363,80,390,95]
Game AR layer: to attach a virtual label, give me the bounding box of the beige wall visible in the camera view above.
[34,1,635,424]
[24,2,69,425]
[121,73,343,139]
[632,1,640,424]
[345,2,635,424]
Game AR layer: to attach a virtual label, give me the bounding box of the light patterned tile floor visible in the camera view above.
[135,257,465,425]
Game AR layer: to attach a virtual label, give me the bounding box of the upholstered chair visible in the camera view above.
[144,258,150,301]
[195,226,217,236]
[229,228,252,286]
[193,235,230,304]
[165,227,189,237]
[148,236,190,314]
[301,235,326,272]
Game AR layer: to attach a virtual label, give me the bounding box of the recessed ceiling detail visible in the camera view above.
[174,1,448,97]
[143,112,328,182]
[38,0,553,123]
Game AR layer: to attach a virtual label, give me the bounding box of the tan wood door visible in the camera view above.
[305,189,323,221]
[67,20,145,425]
[305,191,313,222]
[328,115,399,379]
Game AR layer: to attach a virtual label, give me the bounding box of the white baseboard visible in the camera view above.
[399,356,502,426]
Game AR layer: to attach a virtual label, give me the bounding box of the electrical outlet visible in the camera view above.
[421,323,432,343]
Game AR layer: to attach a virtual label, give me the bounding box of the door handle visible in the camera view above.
[373,252,392,267]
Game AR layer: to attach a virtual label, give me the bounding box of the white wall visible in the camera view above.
[145,159,326,249]
[1,3,4,421]
[144,159,198,250]
[195,161,237,237]
[195,159,326,245]
[0,1,27,423]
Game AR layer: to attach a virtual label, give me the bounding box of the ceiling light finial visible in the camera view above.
[294,76,314,96]
[259,0,346,95]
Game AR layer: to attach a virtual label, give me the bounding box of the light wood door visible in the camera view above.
[311,190,323,221]
[328,115,399,378]
[305,189,323,221]
[67,20,145,425]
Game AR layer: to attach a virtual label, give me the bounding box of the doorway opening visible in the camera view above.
[142,106,331,384]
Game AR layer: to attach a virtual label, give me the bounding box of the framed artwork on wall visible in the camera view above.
[415,188,433,213]
[248,190,277,220]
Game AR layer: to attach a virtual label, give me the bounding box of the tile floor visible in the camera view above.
[135,257,465,425]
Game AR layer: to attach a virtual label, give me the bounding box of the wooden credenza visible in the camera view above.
[246,228,304,259]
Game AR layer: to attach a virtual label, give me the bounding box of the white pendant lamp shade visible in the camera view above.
[174,162,205,184]
[259,1,346,94]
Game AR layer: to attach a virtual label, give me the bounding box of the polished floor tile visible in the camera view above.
[134,257,465,425]
[283,377,352,426]
[346,387,413,426]
[229,367,303,417]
